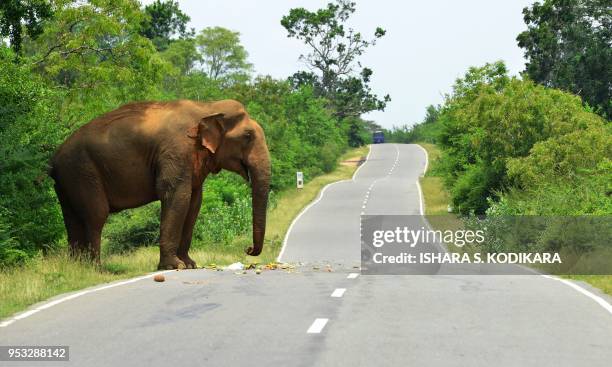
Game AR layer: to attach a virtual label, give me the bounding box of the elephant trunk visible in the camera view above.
[245,154,270,256]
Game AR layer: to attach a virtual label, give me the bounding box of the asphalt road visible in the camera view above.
[1,144,611,367]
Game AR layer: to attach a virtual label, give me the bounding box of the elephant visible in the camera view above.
[49,99,270,270]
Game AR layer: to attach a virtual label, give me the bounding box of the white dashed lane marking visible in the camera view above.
[307,318,329,334]
[331,288,346,298]
[306,145,395,334]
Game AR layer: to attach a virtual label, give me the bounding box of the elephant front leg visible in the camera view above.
[158,185,192,270]
[177,187,203,269]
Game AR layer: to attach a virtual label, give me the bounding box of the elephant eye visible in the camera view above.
[243,130,254,141]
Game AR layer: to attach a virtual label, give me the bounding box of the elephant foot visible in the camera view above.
[69,244,90,261]
[178,253,197,269]
[158,256,186,270]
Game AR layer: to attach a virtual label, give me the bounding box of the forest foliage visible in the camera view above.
[0,0,386,266]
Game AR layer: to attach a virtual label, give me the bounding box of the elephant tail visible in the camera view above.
[47,161,54,177]
[46,159,57,182]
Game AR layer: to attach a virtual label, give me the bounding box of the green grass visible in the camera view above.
[417,143,463,231]
[565,275,612,295]
[0,251,157,318]
[0,146,369,319]
[417,142,612,296]
[418,142,452,215]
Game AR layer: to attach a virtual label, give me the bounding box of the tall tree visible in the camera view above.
[140,0,193,51]
[30,0,170,118]
[0,0,52,54]
[423,104,441,124]
[195,26,252,82]
[281,0,389,118]
[161,38,199,75]
[517,0,611,118]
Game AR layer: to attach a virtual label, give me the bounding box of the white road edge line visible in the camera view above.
[414,143,429,216]
[0,319,15,327]
[331,288,347,298]
[0,270,173,328]
[412,145,446,254]
[415,144,429,177]
[347,273,359,279]
[307,318,329,333]
[351,144,373,181]
[13,309,39,320]
[541,275,612,315]
[416,180,425,216]
[277,179,350,262]
[278,145,373,262]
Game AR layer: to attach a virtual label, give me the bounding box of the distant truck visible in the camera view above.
[373,130,385,144]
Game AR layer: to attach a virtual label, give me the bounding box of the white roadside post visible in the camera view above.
[296,171,304,189]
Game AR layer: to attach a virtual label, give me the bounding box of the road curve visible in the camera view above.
[0,143,610,367]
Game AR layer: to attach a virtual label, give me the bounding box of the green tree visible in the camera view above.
[161,38,198,75]
[344,116,371,147]
[281,0,389,118]
[517,0,611,118]
[0,0,52,54]
[140,0,193,51]
[28,0,171,121]
[423,104,441,124]
[195,26,252,83]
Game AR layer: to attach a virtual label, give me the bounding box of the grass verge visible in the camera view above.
[0,146,369,319]
[416,142,612,296]
[418,143,463,231]
[564,275,612,295]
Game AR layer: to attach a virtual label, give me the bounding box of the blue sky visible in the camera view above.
[145,0,536,128]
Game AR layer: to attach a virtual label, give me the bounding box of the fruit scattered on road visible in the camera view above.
[153,274,165,282]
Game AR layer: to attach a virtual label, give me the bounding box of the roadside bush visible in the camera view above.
[103,203,161,254]
[0,47,67,264]
[488,123,611,216]
[450,163,500,214]
[490,172,612,216]
[476,124,612,258]
[194,172,252,246]
[507,125,611,188]
[0,209,29,267]
[436,61,605,214]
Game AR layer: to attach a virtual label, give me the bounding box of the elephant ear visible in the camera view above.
[187,113,224,153]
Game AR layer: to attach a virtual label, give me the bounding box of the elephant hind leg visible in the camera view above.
[55,184,87,258]
[83,219,105,264]
[56,177,109,264]
[75,186,109,264]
